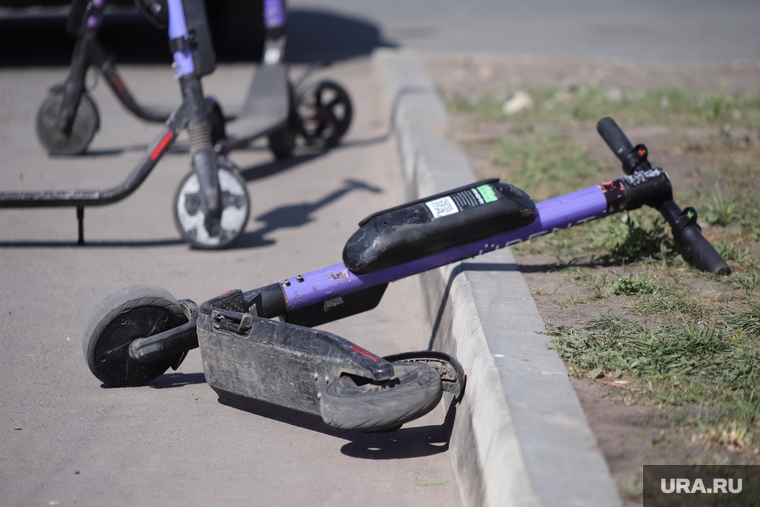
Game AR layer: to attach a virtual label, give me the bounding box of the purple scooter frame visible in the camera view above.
[280,183,610,311]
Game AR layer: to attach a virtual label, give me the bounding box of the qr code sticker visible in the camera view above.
[425,196,459,218]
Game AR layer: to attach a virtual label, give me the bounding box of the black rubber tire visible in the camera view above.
[173,158,251,249]
[296,80,353,148]
[83,285,187,387]
[35,89,100,156]
[267,126,296,161]
[267,84,298,161]
[319,362,443,432]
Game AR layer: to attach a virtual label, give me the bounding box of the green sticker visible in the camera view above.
[476,184,498,203]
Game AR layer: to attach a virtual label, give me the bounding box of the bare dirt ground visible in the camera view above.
[420,51,760,505]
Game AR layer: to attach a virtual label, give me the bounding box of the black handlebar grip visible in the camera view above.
[596,116,635,169]
[659,201,730,275]
[678,225,731,275]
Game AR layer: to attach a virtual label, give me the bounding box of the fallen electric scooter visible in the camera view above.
[83,117,730,432]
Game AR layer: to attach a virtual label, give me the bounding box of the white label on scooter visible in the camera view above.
[426,196,459,218]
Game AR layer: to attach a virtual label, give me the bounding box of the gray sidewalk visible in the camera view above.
[0,58,460,507]
[376,49,622,507]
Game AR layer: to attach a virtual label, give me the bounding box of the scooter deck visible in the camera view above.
[221,63,289,150]
[193,289,462,432]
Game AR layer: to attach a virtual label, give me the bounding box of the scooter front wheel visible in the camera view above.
[83,285,188,387]
[35,89,100,156]
[319,362,443,432]
[173,158,251,249]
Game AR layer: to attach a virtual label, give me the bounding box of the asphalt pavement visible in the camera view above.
[0,60,462,506]
[289,0,760,65]
[1,1,757,506]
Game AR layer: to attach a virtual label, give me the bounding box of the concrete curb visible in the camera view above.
[374,49,622,507]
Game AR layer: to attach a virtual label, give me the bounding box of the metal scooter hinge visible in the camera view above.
[211,308,254,335]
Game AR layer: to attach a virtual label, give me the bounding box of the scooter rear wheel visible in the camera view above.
[267,126,296,161]
[36,89,100,156]
[83,285,187,387]
[319,362,443,432]
[296,80,353,148]
[173,158,251,249]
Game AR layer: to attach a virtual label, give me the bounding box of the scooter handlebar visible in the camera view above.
[596,116,731,275]
[679,223,731,275]
[596,116,636,174]
[658,201,731,275]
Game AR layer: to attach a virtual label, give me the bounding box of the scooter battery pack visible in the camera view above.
[343,179,536,274]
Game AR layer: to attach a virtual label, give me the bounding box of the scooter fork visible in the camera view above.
[168,0,221,218]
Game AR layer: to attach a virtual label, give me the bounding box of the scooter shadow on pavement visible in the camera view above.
[214,393,457,461]
[0,237,186,248]
[239,152,325,182]
[340,397,459,460]
[230,178,383,249]
[143,371,208,388]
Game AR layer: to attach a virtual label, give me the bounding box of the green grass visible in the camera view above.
[446,78,760,452]
[548,265,760,443]
[446,85,760,132]
[492,133,611,200]
[726,302,760,339]
[550,310,760,427]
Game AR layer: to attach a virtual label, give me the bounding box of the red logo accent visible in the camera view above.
[350,344,381,362]
[149,131,175,161]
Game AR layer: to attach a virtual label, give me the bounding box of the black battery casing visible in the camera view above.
[343,179,537,274]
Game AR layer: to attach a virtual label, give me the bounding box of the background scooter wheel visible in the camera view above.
[296,80,353,148]
[35,89,100,156]
[83,285,188,387]
[319,362,443,432]
[173,158,251,249]
[267,126,296,161]
[266,83,298,161]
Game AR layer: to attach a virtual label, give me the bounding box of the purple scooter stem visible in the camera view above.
[167,0,195,77]
[280,184,610,311]
[264,0,286,29]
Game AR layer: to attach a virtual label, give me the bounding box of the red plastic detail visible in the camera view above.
[218,289,234,296]
[638,147,646,156]
[350,344,381,362]
[150,131,174,161]
[111,75,125,93]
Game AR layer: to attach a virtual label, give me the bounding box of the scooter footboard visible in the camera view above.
[197,289,462,432]
[198,311,390,412]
